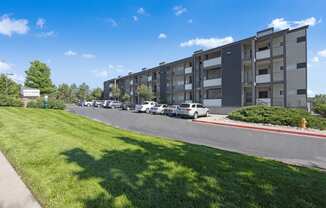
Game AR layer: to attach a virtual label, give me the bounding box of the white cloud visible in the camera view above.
[173,5,187,16]
[308,90,315,97]
[137,8,146,15]
[158,33,167,39]
[180,36,234,49]
[37,30,55,38]
[10,73,24,83]
[312,56,319,63]
[188,19,193,24]
[93,65,124,78]
[268,17,320,30]
[0,15,29,37]
[132,16,138,22]
[82,53,96,59]
[106,18,118,27]
[36,18,45,29]
[93,69,110,78]
[0,60,12,72]
[318,49,326,57]
[64,50,77,56]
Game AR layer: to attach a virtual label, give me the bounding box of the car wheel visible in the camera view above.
[205,111,209,117]
[193,112,198,119]
[146,108,150,113]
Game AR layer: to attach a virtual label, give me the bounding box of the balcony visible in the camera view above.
[203,99,222,107]
[256,98,271,106]
[203,57,221,68]
[185,83,192,90]
[203,78,222,87]
[256,49,271,60]
[256,74,271,83]
[148,76,152,82]
[185,67,192,74]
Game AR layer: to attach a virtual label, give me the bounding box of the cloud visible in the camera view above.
[10,73,25,83]
[132,16,138,22]
[93,65,124,78]
[36,30,55,38]
[312,56,319,63]
[64,50,77,56]
[180,36,234,49]
[158,33,167,39]
[137,8,146,15]
[268,17,320,30]
[308,90,315,97]
[0,60,12,72]
[173,5,187,16]
[36,18,45,29]
[106,18,118,27]
[93,69,109,78]
[318,49,326,57]
[0,15,29,37]
[82,53,96,59]
[188,19,193,24]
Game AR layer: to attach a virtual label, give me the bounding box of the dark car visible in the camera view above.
[165,105,180,117]
[121,103,134,111]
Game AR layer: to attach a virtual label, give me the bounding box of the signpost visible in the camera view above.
[44,95,48,109]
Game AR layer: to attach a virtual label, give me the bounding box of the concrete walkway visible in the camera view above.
[0,151,41,208]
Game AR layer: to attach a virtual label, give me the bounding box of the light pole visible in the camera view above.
[5,73,14,95]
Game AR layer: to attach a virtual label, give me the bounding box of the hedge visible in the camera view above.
[0,95,23,107]
[228,105,326,130]
[314,103,326,117]
[27,98,65,110]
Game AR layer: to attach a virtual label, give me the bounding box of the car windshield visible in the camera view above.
[180,104,190,108]
[143,102,149,105]
[154,104,160,107]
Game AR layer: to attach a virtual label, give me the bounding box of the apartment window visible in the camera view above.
[186,76,192,84]
[258,46,269,51]
[280,42,284,46]
[206,68,221,79]
[297,62,307,69]
[280,90,283,96]
[297,36,306,43]
[186,92,192,100]
[217,50,222,57]
[206,88,222,99]
[297,89,306,95]
[258,68,268,75]
[258,91,268,98]
[280,66,284,71]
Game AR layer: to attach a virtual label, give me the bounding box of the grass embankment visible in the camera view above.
[229,105,326,130]
[0,107,326,208]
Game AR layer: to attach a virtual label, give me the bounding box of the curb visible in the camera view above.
[192,119,326,139]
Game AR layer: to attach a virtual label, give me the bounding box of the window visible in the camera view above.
[258,91,268,98]
[206,88,222,99]
[297,36,306,43]
[258,68,268,75]
[206,68,222,79]
[280,90,283,96]
[197,104,204,108]
[280,66,284,71]
[297,62,307,69]
[205,55,209,60]
[258,46,269,51]
[280,42,284,46]
[297,89,306,95]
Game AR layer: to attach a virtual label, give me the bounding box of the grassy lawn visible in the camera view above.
[0,108,326,208]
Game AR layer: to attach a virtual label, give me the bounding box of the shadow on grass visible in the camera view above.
[62,136,326,208]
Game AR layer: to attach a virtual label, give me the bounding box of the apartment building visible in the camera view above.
[104,26,308,108]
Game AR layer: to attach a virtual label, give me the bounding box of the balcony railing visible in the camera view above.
[203,99,222,107]
[185,83,192,90]
[185,67,192,74]
[256,74,271,83]
[203,57,221,68]
[256,49,271,60]
[203,78,222,87]
[256,98,271,106]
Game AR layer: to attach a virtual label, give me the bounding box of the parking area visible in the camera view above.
[68,105,326,170]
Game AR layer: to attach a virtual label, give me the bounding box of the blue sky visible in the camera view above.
[0,0,325,96]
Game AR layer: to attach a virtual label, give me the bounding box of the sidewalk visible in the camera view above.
[0,151,41,208]
[193,115,326,139]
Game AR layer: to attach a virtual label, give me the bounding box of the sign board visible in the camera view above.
[20,88,40,98]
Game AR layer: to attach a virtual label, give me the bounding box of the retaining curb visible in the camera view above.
[192,119,326,139]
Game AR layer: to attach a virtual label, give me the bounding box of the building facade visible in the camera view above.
[104,26,308,108]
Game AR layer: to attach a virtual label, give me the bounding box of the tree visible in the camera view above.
[56,83,72,103]
[70,83,78,103]
[24,60,55,94]
[77,83,90,101]
[120,93,130,103]
[111,85,120,100]
[91,87,103,100]
[0,74,20,97]
[136,84,154,101]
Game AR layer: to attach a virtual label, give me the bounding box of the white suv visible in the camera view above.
[135,101,157,113]
[178,103,209,119]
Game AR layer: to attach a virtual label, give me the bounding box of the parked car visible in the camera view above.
[150,104,168,114]
[178,103,209,119]
[165,105,180,117]
[107,100,122,109]
[103,100,113,108]
[82,101,93,107]
[93,100,104,107]
[121,103,134,111]
[135,101,157,113]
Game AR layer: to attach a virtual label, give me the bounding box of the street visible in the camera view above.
[68,106,326,170]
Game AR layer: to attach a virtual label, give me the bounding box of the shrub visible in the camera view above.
[0,95,23,107]
[228,105,326,130]
[27,98,65,110]
[314,103,326,117]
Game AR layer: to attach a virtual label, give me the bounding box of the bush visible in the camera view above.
[0,95,23,107]
[228,105,326,130]
[314,104,326,117]
[27,98,65,110]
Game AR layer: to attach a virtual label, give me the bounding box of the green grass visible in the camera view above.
[229,105,326,130]
[0,108,326,208]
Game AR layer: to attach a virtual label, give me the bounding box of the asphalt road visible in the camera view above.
[68,106,326,170]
